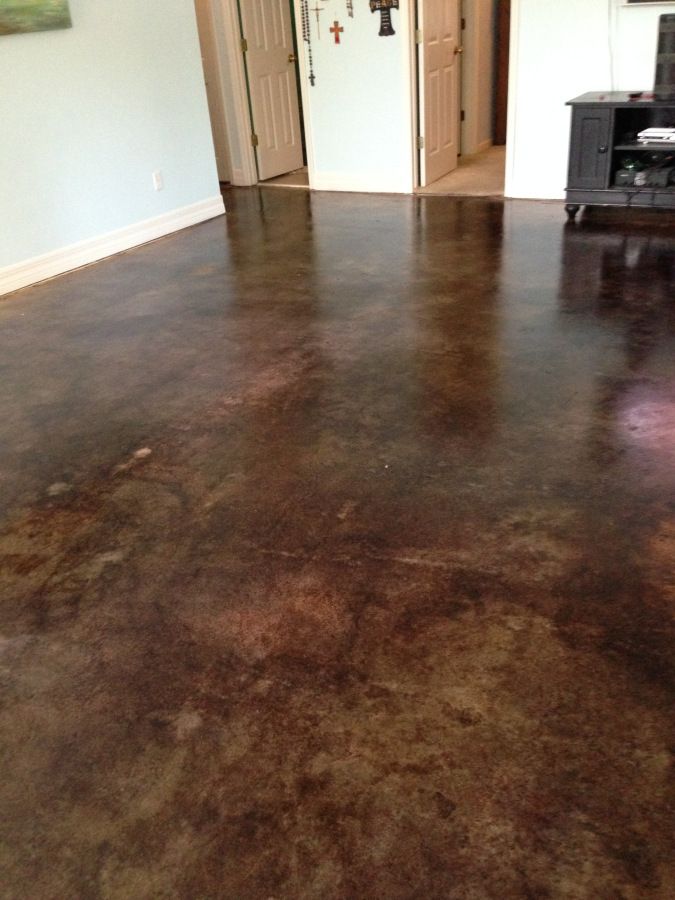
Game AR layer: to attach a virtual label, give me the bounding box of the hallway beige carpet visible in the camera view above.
[418,145,506,197]
[260,166,309,188]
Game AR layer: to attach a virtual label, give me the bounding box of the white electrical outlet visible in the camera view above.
[152,170,164,191]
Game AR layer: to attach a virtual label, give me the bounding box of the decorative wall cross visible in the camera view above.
[310,3,324,38]
[330,20,344,44]
[369,0,398,36]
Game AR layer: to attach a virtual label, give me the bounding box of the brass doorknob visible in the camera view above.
[454,46,463,55]
[288,53,297,63]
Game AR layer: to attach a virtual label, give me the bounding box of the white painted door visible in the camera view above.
[239,0,304,181]
[419,0,461,187]
[194,0,232,182]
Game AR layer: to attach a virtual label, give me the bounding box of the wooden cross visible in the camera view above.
[310,3,324,39]
[330,20,344,44]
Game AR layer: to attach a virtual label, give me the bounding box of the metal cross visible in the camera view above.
[310,4,324,38]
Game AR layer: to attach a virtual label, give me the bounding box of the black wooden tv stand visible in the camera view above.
[565,92,675,220]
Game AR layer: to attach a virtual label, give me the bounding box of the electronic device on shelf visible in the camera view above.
[615,170,633,187]
[614,162,675,188]
[637,127,675,144]
[647,167,675,187]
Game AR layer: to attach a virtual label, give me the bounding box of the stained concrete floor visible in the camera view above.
[1,190,674,899]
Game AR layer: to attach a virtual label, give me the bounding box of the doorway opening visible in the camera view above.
[239,0,308,186]
[194,0,310,191]
[416,0,511,197]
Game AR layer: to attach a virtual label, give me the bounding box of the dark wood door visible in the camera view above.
[494,0,510,146]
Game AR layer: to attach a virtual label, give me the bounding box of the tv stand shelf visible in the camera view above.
[613,142,675,152]
[565,92,675,220]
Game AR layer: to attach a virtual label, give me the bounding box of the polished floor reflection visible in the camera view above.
[1,192,674,898]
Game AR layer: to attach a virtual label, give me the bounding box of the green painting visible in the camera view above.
[0,0,72,36]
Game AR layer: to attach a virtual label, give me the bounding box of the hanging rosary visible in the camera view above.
[369,0,398,36]
[300,0,316,85]
[300,0,396,83]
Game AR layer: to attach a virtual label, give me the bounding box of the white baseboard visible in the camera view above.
[0,195,226,298]
[310,172,413,194]
[504,185,565,201]
[476,139,493,154]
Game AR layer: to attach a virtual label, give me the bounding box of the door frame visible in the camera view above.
[412,0,521,196]
[195,0,233,182]
[415,0,462,188]
[503,0,519,198]
[207,0,315,187]
[203,0,520,195]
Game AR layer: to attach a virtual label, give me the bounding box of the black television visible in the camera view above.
[655,14,675,101]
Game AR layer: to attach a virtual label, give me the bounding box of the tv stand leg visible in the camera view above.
[565,204,580,222]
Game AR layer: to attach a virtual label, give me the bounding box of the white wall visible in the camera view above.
[298,0,415,193]
[506,0,675,200]
[0,0,223,292]
[462,0,496,155]
[613,2,675,87]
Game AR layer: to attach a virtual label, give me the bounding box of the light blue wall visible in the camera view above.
[300,1,415,193]
[0,0,220,268]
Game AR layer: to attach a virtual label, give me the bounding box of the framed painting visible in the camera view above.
[0,1,72,36]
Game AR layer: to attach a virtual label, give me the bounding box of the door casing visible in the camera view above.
[206,0,314,186]
[200,0,520,195]
[195,0,233,182]
[413,0,520,194]
[417,0,462,186]
[238,0,304,181]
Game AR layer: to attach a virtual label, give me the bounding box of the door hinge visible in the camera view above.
[415,29,422,44]
[461,17,466,30]
[251,133,259,147]
[460,110,465,122]
[241,37,248,52]
[416,136,424,150]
